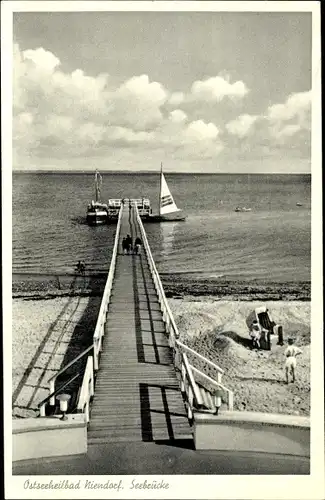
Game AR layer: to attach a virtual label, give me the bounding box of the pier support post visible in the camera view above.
[49,380,55,406]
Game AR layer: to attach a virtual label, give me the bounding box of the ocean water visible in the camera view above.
[12,173,311,283]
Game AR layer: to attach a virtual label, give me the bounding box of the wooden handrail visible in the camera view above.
[47,344,93,383]
[181,353,203,407]
[38,372,80,409]
[190,365,229,393]
[135,208,179,343]
[176,340,224,374]
[77,356,94,409]
[190,365,234,410]
[136,207,225,376]
[93,205,123,341]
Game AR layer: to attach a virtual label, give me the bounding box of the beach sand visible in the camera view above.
[12,295,101,417]
[169,298,310,416]
[12,290,310,418]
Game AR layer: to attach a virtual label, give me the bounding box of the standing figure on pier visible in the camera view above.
[122,237,128,255]
[134,236,142,255]
[126,234,133,254]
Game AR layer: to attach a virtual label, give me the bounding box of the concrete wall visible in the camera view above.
[194,411,310,457]
[13,415,87,462]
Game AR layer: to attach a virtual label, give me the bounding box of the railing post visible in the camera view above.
[85,401,89,423]
[228,390,234,411]
[39,404,46,417]
[188,386,193,420]
[90,357,94,397]
[93,340,99,371]
[180,363,185,392]
[49,379,55,406]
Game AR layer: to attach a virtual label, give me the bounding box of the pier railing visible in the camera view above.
[135,206,234,414]
[93,204,123,370]
[38,206,123,419]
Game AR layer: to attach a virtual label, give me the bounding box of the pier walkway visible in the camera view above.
[88,207,191,443]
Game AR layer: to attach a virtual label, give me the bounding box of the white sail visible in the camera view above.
[159,173,180,215]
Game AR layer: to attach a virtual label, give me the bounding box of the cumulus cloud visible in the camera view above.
[12,42,310,169]
[190,75,249,102]
[23,47,60,71]
[226,114,258,138]
[13,43,226,164]
[168,92,184,106]
[267,90,311,139]
[169,109,187,124]
[267,91,311,122]
[184,120,219,141]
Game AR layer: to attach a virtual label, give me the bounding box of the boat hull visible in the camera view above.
[145,212,186,222]
[86,210,108,225]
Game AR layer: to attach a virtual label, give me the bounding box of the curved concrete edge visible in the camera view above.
[12,415,87,462]
[194,411,310,457]
[195,410,310,428]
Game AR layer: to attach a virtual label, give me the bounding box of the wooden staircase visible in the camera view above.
[88,209,192,444]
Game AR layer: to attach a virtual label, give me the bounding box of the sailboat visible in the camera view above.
[147,163,186,222]
[86,171,109,225]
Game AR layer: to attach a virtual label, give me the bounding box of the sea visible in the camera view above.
[12,173,311,283]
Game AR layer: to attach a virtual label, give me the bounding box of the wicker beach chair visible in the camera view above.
[246,306,283,350]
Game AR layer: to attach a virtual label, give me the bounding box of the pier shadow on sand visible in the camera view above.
[12,275,107,417]
[54,275,107,411]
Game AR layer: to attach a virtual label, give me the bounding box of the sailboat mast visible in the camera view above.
[158,162,163,215]
[95,171,100,203]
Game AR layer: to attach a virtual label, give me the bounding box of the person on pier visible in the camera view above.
[134,236,142,255]
[126,234,133,254]
[122,237,128,255]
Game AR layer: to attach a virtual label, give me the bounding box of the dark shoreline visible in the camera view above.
[12,274,311,301]
[161,277,311,301]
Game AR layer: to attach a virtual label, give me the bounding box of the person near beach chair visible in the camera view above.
[284,338,302,384]
[249,321,261,348]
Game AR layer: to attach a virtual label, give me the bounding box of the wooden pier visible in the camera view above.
[88,207,191,443]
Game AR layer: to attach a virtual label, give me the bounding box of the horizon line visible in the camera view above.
[12,169,311,175]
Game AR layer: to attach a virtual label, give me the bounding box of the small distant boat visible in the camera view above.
[86,171,108,225]
[296,202,303,207]
[235,206,252,212]
[147,163,186,222]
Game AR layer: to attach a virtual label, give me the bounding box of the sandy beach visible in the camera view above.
[12,294,101,418]
[12,281,310,418]
[170,298,310,416]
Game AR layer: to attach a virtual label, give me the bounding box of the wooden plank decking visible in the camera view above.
[88,208,191,444]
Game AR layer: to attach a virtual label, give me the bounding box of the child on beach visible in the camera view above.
[249,321,261,349]
[284,338,302,384]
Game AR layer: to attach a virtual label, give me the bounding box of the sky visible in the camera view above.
[12,9,313,173]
